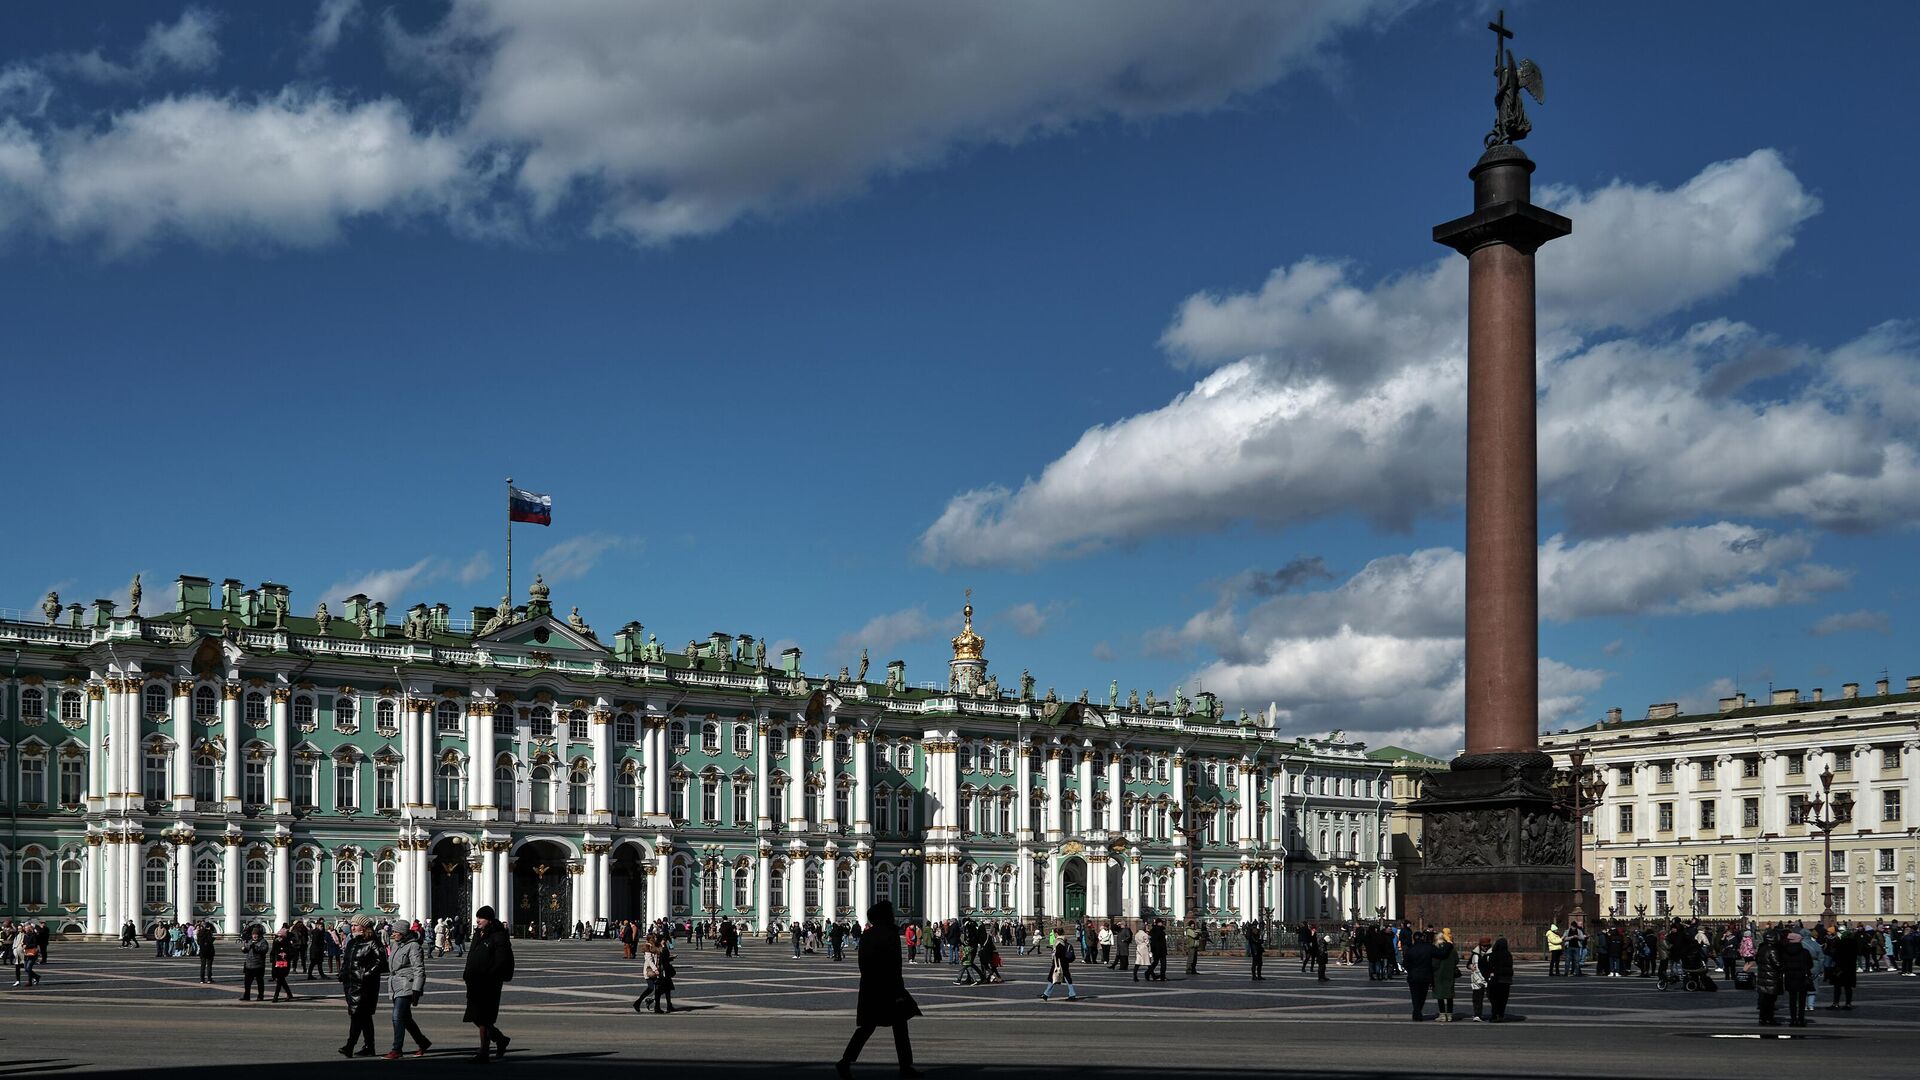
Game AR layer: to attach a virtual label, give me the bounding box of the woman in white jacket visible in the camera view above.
[1467,936,1492,1022]
[386,926,432,1059]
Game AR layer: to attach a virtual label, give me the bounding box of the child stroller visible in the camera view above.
[1657,953,1719,992]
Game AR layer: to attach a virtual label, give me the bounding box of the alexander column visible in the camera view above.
[1410,11,1585,947]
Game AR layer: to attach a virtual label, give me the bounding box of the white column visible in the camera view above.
[1044,748,1064,839]
[591,706,614,822]
[470,700,494,816]
[570,863,588,929]
[652,846,672,919]
[1239,860,1257,922]
[1904,742,1920,847]
[1715,754,1736,840]
[853,731,872,835]
[272,837,292,927]
[271,689,292,814]
[222,686,242,812]
[1171,855,1188,922]
[822,855,838,923]
[222,838,241,936]
[855,851,872,919]
[822,727,840,829]
[1105,752,1123,833]
[1126,852,1143,918]
[105,678,128,811]
[496,847,512,926]
[99,833,120,938]
[1075,749,1094,834]
[415,839,431,919]
[755,850,771,932]
[1016,743,1033,841]
[1270,767,1287,849]
[1088,853,1108,918]
[175,840,195,922]
[416,700,436,819]
[396,837,415,922]
[1675,757,1696,839]
[1239,760,1256,847]
[1852,744,1877,837]
[755,719,773,830]
[478,838,498,920]
[787,722,807,831]
[86,683,106,809]
[172,680,193,811]
[596,847,612,925]
[640,721,659,817]
[1760,751,1784,835]
[401,699,421,811]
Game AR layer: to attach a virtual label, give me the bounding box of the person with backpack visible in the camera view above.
[338,916,389,1056]
[1466,936,1491,1020]
[269,926,299,1002]
[462,906,515,1062]
[1040,930,1079,1002]
[238,926,269,1001]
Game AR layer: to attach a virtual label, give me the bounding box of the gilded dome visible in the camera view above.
[951,590,984,662]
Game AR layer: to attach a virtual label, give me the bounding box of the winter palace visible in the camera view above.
[0,574,1424,937]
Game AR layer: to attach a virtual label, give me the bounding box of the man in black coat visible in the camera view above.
[1780,930,1815,1028]
[463,906,515,1063]
[197,921,217,984]
[1403,931,1436,1021]
[1148,920,1169,982]
[1754,930,1783,1026]
[339,916,389,1057]
[836,900,921,1079]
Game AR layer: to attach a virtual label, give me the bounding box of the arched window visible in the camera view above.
[616,765,637,817]
[244,856,268,906]
[671,862,689,911]
[875,867,893,908]
[245,692,268,726]
[194,685,217,720]
[895,741,912,771]
[732,723,751,755]
[834,784,850,825]
[143,742,170,802]
[958,788,974,834]
[804,860,821,911]
[700,774,719,822]
[20,855,47,905]
[803,728,820,760]
[60,691,82,723]
[529,765,551,813]
[530,705,553,738]
[669,720,689,752]
[701,722,720,754]
[670,774,688,822]
[895,864,914,913]
[894,788,913,833]
[293,695,316,729]
[615,712,638,744]
[294,854,318,906]
[568,766,590,815]
[294,755,318,809]
[835,863,851,910]
[243,754,268,807]
[958,745,973,772]
[495,762,517,812]
[194,854,220,907]
[334,695,356,729]
[59,853,82,904]
[960,864,975,909]
[436,700,463,735]
[438,762,465,812]
[375,859,395,907]
[336,856,360,908]
[733,865,752,910]
[730,776,750,824]
[770,860,787,910]
[568,709,589,742]
[375,699,397,733]
[998,746,1013,773]
[874,785,894,835]
[701,863,720,911]
[144,683,169,718]
[21,687,45,720]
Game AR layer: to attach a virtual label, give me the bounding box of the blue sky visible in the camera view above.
[4,2,1917,754]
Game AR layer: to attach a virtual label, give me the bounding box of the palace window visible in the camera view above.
[701,777,719,823]
[770,861,787,910]
[733,724,751,756]
[1880,848,1896,872]
[1835,754,1851,773]
[337,857,359,908]
[376,859,395,908]
[1881,886,1897,915]
[733,866,751,909]
[246,692,268,726]
[702,865,720,911]
[804,862,821,910]
[335,760,358,811]
[293,697,316,729]
[243,759,268,807]
[1700,759,1716,782]
[1883,748,1900,771]
[670,721,689,753]
[999,746,1013,773]
[1658,763,1674,784]
[195,685,218,720]
[895,742,913,771]
[670,776,688,823]
[20,688,43,720]
[1788,794,1806,825]
[17,856,44,905]
[61,692,82,723]
[376,764,397,812]
[143,746,170,802]
[1832,886,1847,913]
[60,753,85,803]
[335,696,357,730]
[568,767,589,815]
[1743,756,1760,779]
[1700,801,1717,830]
[1884,790,1903,823]
[294,758,318,810]
[1784,851,1800,874]
[804,729,820,761]
[1653,889,1669,916]
[294,855,318,907]
[616,713,637,744]
[1738,853,1754,874]
[440,763,466,812]
[142,852,169,906]
[1743,797,1760,828]
[836,865,852,911]
[530,707,553,739]
[958,746,973,772]
[1657,803,1674,832]
[671,863,689,911]
[376,699,398,734]
[530,765,552,813]
[569,710,589,743]
[732,780,750,825]
[617,768,638,818]
[702,723,721,754]
[874,868,892,909]
[1618,805,1634,833]
[895,788,913,833]
[438,701,464,735]
[496,764,517,812]
[1612,857,1627,879]
[494,710,515,736]
[245,857,268,907]
[1653,856,1669,877]
[144,683,169,718]
[1787,753,1804,776]
[194,753,218,804]
[194,855,220,908]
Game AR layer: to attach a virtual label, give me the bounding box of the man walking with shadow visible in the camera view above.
[836,900,921,1079]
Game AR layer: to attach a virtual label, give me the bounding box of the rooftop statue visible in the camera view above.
[754,639,766,669]
[567,606,590,635]
[480,597,514,636]
[1484,10,1545,148]
[857,648,869,683]
[315,603,332,637]
[128,573,142,617]
[1109,680,1119,709]
[1019,669,1034,701]
[42,590,60,624]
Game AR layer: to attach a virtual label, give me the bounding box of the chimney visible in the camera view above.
[469,605,494,631]
[239,588,260,624]
[1717,694,1746,714]
[369,602,387,638]
[781,646,803,677]
[221,578,246,612]
[613,622,641,662]
[1876,678,1890,696]
[1812,687,1823,703]
[174,575,212,613]
[886,659,906,689]
[344,594,370,629]
[1647,702,1680,720]
[91,598,117,628]
[1906,675,1920,693]
[432,603,450,633]
[1605,707,1623,725]
[1842,682,1859,699]
[1771,688,1799,706]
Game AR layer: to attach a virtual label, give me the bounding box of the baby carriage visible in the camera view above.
[1657,953,1719,992]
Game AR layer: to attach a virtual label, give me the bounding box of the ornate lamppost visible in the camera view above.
[700,843,726,920]
[1679,854,1707,918]
[1560,745,1608,929]
[1803,766,1854,930]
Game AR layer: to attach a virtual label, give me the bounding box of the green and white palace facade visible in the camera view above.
[0,574,1417,937]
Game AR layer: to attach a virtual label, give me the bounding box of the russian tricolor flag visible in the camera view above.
[508,486,552,526]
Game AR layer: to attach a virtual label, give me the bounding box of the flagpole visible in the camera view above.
[505,475,514,604]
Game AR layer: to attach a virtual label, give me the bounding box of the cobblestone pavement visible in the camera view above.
[6,941,1919,1078]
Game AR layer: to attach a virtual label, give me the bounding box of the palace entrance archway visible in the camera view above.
[513,840,573,939]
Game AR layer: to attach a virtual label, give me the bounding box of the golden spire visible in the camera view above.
[951,588,984,662]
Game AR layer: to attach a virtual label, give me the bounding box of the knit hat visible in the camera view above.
[476,905,497,922]
[349,915,372,929]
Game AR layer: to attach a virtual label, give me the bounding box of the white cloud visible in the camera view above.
[833,607,939,659]
[1003,601,1049,638]
[0,65,53,117]
[920,151,1920,567]
[532,532,629,583]
[455,551,493,586]
[0,90,465,253]
[323,557,439,606]
[1091,640,1116,663]
[308,0,363,58]
[1809,609,1890,637]
[398,0,1405,243]
[1539,523,1847,618]
[57,8,223,85]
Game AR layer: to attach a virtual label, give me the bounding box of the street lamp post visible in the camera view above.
[1562,746,1608,930]
[1681,854,1706,918]
[1906,827,1920,919]
[1803,765,1854,930]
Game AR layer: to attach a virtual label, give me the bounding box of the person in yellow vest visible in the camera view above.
[1545,923,1565,976]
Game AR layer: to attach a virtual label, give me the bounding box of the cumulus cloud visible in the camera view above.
[1158,521,1843,743]
[0,90,466,253]
[323,557,440,606]
[455,551,493,586]
[385,0,1404,243]
[308,0,364,59]
[833,607,939,659]
[56,8,223,85]
[532,532,630,583]
[919,151,1920,567]
[1003,602,1050,637]
[1809,609,1890,637]
[1091,640,1116,663]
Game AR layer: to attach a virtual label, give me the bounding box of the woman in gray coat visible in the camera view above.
[386,925,432,1059]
